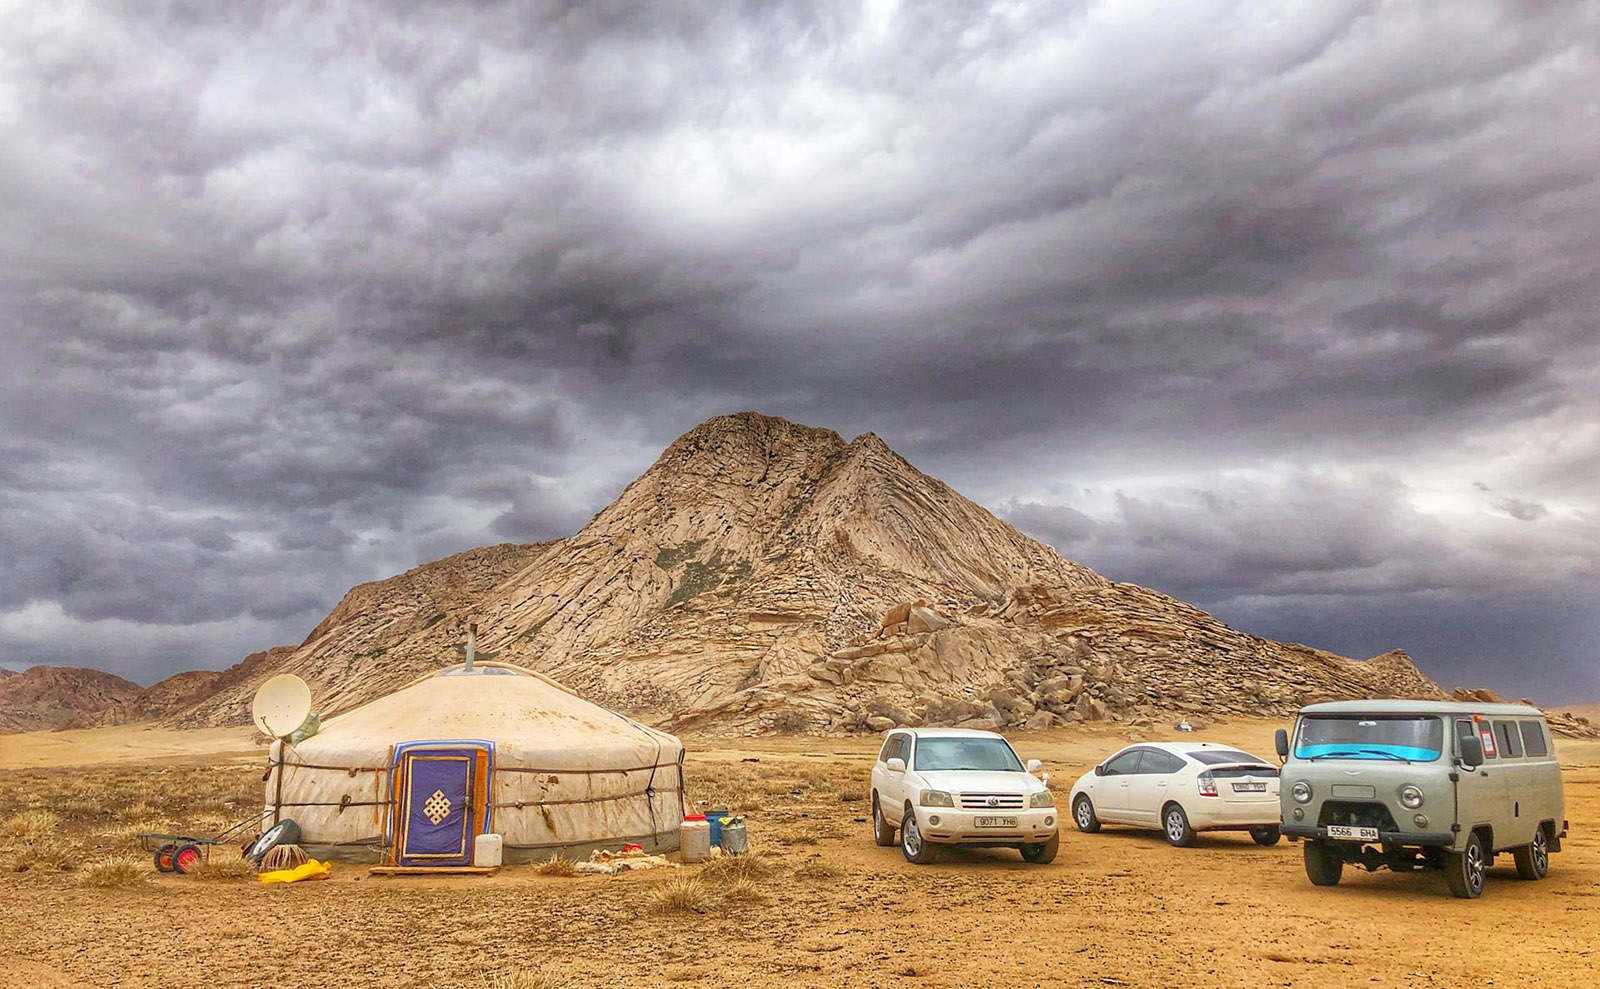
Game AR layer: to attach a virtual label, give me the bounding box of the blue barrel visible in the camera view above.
[707,807,730,846]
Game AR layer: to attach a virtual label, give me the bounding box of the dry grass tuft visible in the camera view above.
[720,878,767,903]
[80,855,150,888]
[189,851,257,882]
[484,964,568,989]
[9,836,75,873]
[116,802,163,823]
[650,874,710,914]
[2,809,59,841]
[533,856,578,877]
[792,857,842,881]
[699,849,777,884]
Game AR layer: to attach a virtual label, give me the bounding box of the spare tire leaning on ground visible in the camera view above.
[243,819,301,866]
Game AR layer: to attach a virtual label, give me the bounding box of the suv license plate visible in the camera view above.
[1327,825,1379,841]
[1232,782,1267,792]
[975,816,1017,828]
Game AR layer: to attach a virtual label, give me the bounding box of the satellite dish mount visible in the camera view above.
[251,674,312,825]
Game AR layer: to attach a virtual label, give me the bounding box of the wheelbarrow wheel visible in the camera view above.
[171,843,203,875]
[153,843,176,873]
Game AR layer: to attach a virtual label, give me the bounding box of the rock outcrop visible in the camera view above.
[171,413,1455,734]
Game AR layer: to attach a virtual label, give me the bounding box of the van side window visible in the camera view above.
[1470,719,1498,759]
[1519,721,1549,758]
[1494,721,1522,759]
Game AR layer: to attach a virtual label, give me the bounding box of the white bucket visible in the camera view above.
[680,818,711,863]
[473,833,503,868]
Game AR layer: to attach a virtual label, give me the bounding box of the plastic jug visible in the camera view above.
[680,816,711,863]
[707,807,730,846]
[474,833,503,868]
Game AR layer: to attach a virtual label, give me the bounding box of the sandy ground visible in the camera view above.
[1,719,1596,988]
[0,724,258,769]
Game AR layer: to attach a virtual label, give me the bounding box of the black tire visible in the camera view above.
[1513,826,1549,881]
[1072,795,1101,834]
[171,843,203,875]
[1444,831,1487,899]
[900,806,938,864]
[243,819,301,866]
[1162,804,1196,847]
[1250,826,1282,847]
[1020,833,1059,864]
[153,843,176,873]
[1304,840,1342,886]
[871,795,896,847]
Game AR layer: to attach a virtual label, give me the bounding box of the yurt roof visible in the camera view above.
[294,661,679,756]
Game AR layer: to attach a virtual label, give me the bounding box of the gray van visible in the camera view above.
[1275,699,1567,898]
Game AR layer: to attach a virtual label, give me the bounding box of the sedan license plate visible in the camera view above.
[1232,782,1267,793]
[1327,825,1379,841]
[975,816,1018,828]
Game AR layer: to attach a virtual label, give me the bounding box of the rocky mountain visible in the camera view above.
[175,413,1451,734]
[0,665,143,733]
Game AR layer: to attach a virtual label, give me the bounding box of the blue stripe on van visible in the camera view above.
[1293,743,1441,761]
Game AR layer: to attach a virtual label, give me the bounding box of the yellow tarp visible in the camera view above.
[258,859,332,884]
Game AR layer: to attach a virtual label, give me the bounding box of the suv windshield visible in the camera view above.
[914,737,1024,772]
[1295,715,1444,762]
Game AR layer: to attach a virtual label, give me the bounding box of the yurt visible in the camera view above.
[263,660,685,866]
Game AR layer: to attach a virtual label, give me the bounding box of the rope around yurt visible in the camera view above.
[263,844,309,871]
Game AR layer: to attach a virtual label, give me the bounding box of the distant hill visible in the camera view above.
[170,413,1448,734]
[0,665,143,733]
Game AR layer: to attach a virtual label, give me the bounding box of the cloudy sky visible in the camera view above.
[2,1,1595,701]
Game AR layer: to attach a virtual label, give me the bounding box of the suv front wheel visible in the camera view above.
[900,805,938,864]
[1020,833,1059,864]
[872,795,896,847]
[1303,839,1342,886]
[1445,831,1487,898]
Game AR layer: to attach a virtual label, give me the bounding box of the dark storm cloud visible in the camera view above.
[1,1,1595,695]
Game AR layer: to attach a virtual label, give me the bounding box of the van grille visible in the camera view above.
[957,792,1025,810]
[1318,801,1399,832]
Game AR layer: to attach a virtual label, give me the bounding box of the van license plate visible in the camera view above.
[1232,782,1267,792]
[975,816,1017,828]
[1327,825,1379,841]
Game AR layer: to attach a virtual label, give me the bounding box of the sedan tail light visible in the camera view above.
[1197,772,1218,797]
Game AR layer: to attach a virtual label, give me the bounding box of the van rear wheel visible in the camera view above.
[1444,831,1487,898]
[1513,827,1549,880]
[1304,840,1342,886]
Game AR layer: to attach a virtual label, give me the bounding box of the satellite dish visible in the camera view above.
[251,674,312,739]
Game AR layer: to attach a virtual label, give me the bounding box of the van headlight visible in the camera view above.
[1029,791,1056,808]
[1399,785,1424,809]
[919,789,954,807]
[1291,781,1313,804]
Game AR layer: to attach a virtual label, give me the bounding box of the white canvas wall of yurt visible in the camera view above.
[262,663,685,866]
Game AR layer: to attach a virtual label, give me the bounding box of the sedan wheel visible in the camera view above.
[1072,795,1101,833]
[1250,826,1282,847]
[1163,804,1196,847]
[900,806,938,864]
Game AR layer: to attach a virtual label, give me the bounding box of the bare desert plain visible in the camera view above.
[2,719,1596,989]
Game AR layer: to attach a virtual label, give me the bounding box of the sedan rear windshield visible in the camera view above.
[1295,716,1444,762]
[914,738,1024,772]
[1189,750,1266,766]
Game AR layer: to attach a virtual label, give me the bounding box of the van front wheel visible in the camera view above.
[1444,831,1487,898]
[1304,840,1342,886]
[1513,827,1549,881]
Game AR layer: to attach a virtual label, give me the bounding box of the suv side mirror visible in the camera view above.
[886,757,906,774]
[1026,758,1043,774]
[1458,735,1484,770]
[1274,729,1290,760]
[1093,763,1106,777]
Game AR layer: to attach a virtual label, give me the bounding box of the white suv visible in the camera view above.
[870,728,1059,864]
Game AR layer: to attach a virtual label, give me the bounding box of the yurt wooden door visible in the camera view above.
[391,741,493,867]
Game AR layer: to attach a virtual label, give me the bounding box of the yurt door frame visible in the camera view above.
[389,739,494,867]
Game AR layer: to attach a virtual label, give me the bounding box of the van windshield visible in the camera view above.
[1294,716,1444,763]
[914,737,1024,772]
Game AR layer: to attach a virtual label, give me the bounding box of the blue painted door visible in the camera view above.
[398,748,477,866]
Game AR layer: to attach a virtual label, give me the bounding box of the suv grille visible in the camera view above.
[957,792,1025,810]
[1318,800,1400,832]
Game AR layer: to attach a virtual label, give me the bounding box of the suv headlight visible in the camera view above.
[1291,781,1313,804]
[1029,790,1056,808]
[919,789,954,807]
[1399,785,1424,809]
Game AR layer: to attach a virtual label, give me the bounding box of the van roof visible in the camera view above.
[1299,699,1546,718]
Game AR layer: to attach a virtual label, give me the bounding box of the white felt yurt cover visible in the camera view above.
[263,662,685,863]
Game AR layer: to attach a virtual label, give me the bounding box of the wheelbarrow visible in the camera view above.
[139,815,261,875]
